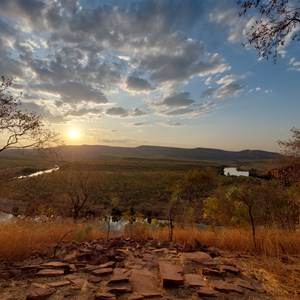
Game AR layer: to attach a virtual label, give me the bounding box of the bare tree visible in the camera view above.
[238,0,300,61]
[278,127,300,158]
[0,76,60,152]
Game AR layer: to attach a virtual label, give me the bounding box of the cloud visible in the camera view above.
[289,57,300,71]
[132,108,147,116]
[105,107,146,118]
[157,92,195,107]
[165,121,182,126]
[126,75,154,92]
[37,81,108,104]
[106,107,129,117]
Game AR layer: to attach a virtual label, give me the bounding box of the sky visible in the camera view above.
[0,0,299,152]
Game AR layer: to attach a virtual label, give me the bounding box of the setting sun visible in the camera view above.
[68,129,81,140]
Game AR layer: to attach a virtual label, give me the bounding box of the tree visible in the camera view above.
[278,127,300,158]
[0,77,60,152]
[238,0,300,61]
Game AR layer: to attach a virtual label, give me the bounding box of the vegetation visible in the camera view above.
[238,0,300,62]
[0,77,60,152]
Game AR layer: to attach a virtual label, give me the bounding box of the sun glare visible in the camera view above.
[68,129,81,140]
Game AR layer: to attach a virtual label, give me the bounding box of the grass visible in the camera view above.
[1,219,299,296]
[0,218,106,262]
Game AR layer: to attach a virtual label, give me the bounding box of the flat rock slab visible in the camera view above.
[212,280,244,294]
[99,261,116,268]
[158,261,183,288]
[36,269,65,277]
[91,267,113,276]
[46,280,71,287]
[94,292,116,300]
[235,278,255,290]
[180,252,212,266]
[130,268,159,294]
[196,286,216,297]
[42,262,69,268]
[26,287,56,300]
[108,286,132,294]
[184,274,208,287]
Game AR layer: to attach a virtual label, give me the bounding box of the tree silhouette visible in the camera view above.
[238,0,300,61]
[0,77,60,152]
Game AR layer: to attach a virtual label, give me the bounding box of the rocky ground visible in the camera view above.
[0,238,295,300]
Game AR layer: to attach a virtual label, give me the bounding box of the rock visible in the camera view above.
[26,287,56,300]
[130,269,159,294]
[128,294,144,300]
[196,286,216,297]
[184,274,208,287]
[218,264,240,274]
[108,286,132,294]
[91,267,113,276]
[141,292,163,298]
[42,261,69,268]
[235,278,255,290]
[46,280,71,287]
[99,261,116,268]
[94,292,116,299]
[158,261,183,287]
[35,269,65,277]
[88,276,102,283]
[179,252,213,266]
[211,280,244,293]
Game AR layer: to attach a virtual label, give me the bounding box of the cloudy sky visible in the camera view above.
[0,0,299,151]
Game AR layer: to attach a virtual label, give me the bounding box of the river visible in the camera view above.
[223,167,249,177]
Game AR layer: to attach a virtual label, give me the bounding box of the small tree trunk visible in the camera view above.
[169,219,174,242]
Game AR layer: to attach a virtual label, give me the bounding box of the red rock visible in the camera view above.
[36,269,65,277]
[219,264,240,274]
[94,292,116,299]
[91,268,113,276]
[108,286,132,294]
[141,292,163,298]
[212,280,244,293]
[99,261,116,268]
[184,274,208,287]
[158,261,183,287]
[130,269,159,294]
[42,262,69,268]
[180,252,213,266]
[235,278,255,290]
[26,287,56,299]
[46,280,71,287]
[196,286,216,297]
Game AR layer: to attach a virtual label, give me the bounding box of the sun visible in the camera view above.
[68,129,81,140]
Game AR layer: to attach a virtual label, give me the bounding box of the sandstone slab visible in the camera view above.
[26,287,56,300]
[130,268,159,294]
[212,280,244,293]
[46,280,71,287]
[91,267,113,276]
[184,274,208,287]
[36,269,65,277]
[94,292,116,300]
[158,261,183,287]
[196,286,216,297]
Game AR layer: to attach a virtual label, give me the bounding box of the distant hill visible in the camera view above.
[0,145,280,162]
[55,145,279,161]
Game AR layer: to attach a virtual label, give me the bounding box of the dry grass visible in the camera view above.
[0,218,106,262]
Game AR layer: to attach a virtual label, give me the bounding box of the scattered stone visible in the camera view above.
[42,262,69,268]
[130,269,159,294]
[35,269,65,277]
[141,292,163,298]
[108,286,132,294]
[235,278,255,290]
[180,252,212,266]
[211,280,244,293]
[158,261,183,287]
[218,264,239,274]
[196,286,216,297]
[88,276,102,283]
[26,287,55,300]
[94,292,116,300]
[99,261,116,268]
[46,280,71,287]
[91,268,113,276]
[128,294,144,300]
[184,274,208,287]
